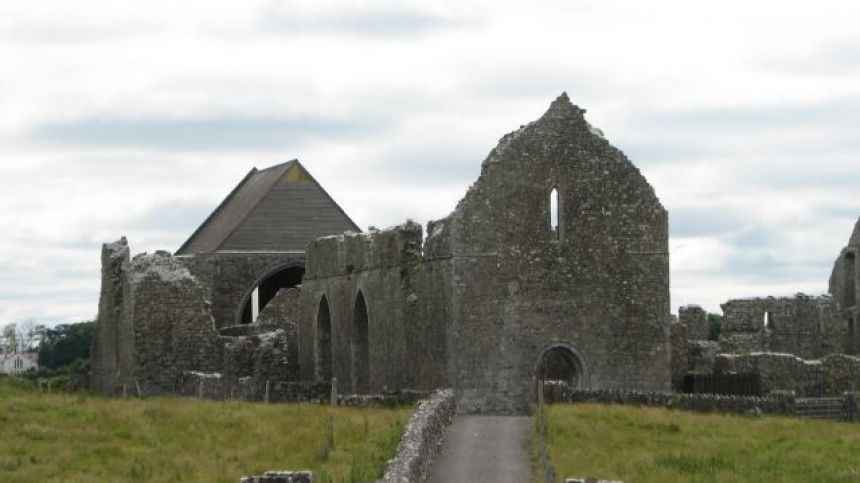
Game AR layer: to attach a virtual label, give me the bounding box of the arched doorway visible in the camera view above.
[535,344,586,401]
[316,295,332,382]
[351,291,370,394]
[238,265,304,324]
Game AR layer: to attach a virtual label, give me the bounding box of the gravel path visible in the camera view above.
[426,415,533,483]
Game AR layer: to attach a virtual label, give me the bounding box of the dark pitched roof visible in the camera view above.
[176,160,360,254]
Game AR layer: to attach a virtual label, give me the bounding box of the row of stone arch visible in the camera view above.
[316,292,370,394]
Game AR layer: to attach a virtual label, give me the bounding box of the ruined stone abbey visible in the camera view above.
[90,94,860,412]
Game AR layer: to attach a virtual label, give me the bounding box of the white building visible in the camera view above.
[0,353,38,375]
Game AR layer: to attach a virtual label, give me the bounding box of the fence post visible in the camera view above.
[122,383,127,399]
[331,377,338,406]
[846,392,857,422]
[197,379,203,400]
[265,379,270,404]
[135,380,143,399]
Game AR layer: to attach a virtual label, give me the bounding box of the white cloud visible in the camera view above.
[1,0,859,322]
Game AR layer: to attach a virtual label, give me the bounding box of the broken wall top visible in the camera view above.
[849,217,860,246]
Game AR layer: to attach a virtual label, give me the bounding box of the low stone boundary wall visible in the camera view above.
[240,471,313,482]
[550,386,795,416]
[339,390,431,408]
[565,479,623,483]
[175,371,329,403]
[377,388,456,483]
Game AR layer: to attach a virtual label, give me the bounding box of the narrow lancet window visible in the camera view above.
[763,311,773,332]
[550,188,560,240]
[251,287,260,322]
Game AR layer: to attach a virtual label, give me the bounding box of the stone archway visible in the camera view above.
[534,343,587,401]
[351,291,370,394]
[316,295,332,382]
[236,265,304,324]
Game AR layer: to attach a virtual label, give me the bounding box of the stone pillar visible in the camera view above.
[679,305,709,340]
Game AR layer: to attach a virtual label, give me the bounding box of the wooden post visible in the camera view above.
[540,379,546,408]
[122,383,127,399]
[197,380,203,400]
[47,380,52,394]
[331,377,338,406]
[38,379,43,392]
[265,379,270,404]
[135,381,143,399]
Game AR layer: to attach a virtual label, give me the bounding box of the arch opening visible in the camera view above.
[845,252,856,308]
[763,311,774,333]
[316,295,332,382]
[239,265,304,324]
[536,345,585,404]
[351,291,370,394]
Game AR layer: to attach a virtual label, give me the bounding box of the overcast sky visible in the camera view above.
[1,0,859,324]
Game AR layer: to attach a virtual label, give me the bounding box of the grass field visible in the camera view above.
[545,403,860,482]
[0,378,411,482]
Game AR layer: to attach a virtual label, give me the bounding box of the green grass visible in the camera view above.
[0,378,410,482]
[543,403,860,483]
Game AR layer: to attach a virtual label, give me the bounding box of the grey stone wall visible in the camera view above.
[181,251,305,329]
[669,320,689,390]
[822,354,860,394]
[241,471,313,483]
[550,386,796,416]
[175,371,328,402]
[297,95,671,413]
[94,96,672,414]
[444,94,671,413]
[829,217,860,355]
[91,238,134,393]
[91,240,307,400]
[719,294,847,359]
[715,352,823,396]
[377,388,456,483]
[298,222,450,394]
[679,305,708,340]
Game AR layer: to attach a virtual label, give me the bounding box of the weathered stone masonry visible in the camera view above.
[298,94,672,413]
[673,219,860,396]
[439,94,671,412]
[92,95,673,413]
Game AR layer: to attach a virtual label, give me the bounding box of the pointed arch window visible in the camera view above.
[316,295,333,382]
[351,291,370,394]
[549,188,562,240]
[763,311,774,332]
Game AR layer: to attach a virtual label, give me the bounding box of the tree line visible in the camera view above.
[1,320,95,376]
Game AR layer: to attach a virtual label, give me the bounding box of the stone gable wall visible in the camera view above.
[444,94,671,413]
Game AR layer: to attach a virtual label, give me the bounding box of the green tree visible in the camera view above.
[38,321,95,370]
[707,313,724,341]
[2,323,17,353]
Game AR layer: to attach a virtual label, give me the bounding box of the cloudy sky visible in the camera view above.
[1,0,859,324]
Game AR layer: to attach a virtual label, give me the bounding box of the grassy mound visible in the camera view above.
[0,379,410,482]
[545,403,860,482]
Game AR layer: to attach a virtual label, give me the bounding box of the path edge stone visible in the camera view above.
[377,388,456,483]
